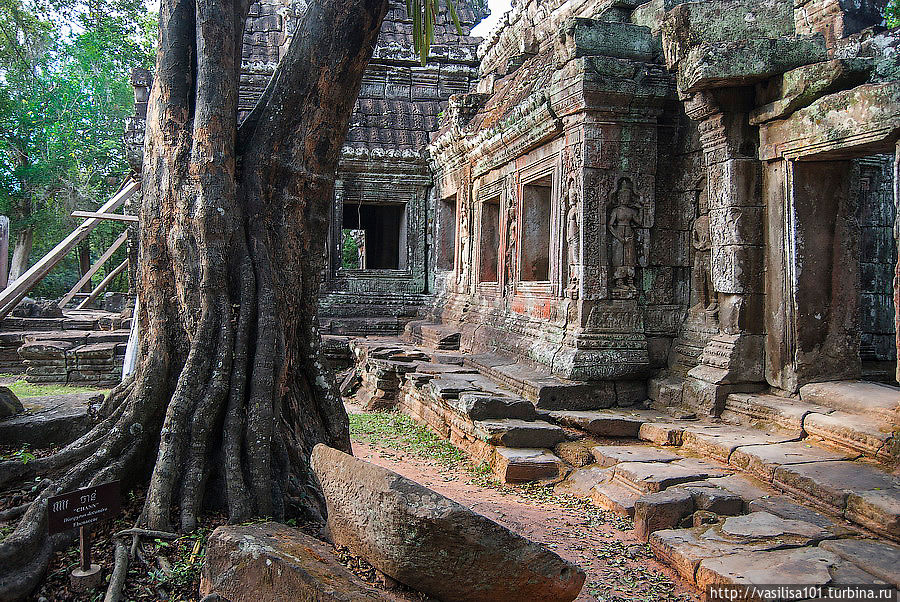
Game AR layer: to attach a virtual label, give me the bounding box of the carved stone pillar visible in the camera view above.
[681,90,766,414]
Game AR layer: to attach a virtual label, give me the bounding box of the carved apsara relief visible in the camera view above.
[607,177,650,299]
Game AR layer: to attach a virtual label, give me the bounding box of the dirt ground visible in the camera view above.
[350,435,700,602]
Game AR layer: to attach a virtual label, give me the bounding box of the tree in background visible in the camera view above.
[887,0,900,27]
[0,0,154,293]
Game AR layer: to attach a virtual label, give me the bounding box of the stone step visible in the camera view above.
[803,410,899,463]
[729,440,854,482]
[819,538,900,588]
[554,465,613,498]
[612,458,730,494]
[590,481,641,517]
[474,419,567,448]
[447,391,537,421]
[491,447,566,483]
[772,460,900,541]
[548,409,670,437]
[649,512,835,585]
[465,354,642,410]
[721,392,831,436]
[799,381,900,425]
[680,424,799,464]
[591,444,681,467]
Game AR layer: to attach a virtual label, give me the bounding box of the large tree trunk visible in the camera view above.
[0,0,388,597]
[7,227,32,285]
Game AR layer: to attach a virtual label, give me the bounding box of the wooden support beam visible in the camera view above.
[70,211,138,223]
[58,231,129,308]
[76,259,128,310]
[0,179,139,321]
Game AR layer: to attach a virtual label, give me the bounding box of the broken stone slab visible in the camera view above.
[639,421,684,446]
[0,386,24,419]
[675,483,743,516]
[590,481,641,517]
[492,447,567,483]
[695,546,881,591]
[548,409,652,437]
[819,538,900,587]
[614,458,730,494]
[0,392,102,447]
[554,465,614,498]
[649,523,799,584]
[772,460,900,540]
[803,411,898,463]
[719,512,833,543]
[705,474,773,508]
[591,444,681,467]
[748,496,857,538]
[473,419,567,448]
[199,522,394,601]
[448,392,536,421]
[310,445,585,602]
[428,376,480,399]
[409,362,478,376]
[680,425,798,464]
[634,489,694,541]
[730,440,852,482]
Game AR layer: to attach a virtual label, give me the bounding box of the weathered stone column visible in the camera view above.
[681,90,766,414]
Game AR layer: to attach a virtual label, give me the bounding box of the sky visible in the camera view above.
[470,0,512,38]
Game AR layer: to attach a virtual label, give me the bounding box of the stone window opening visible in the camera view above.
[478,196,501,284]
[520,175,552,282]
[341,201,408,271]
[436,194,457,271]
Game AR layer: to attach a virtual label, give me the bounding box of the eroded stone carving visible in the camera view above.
[690,182,718,319]
[608,177,643,298]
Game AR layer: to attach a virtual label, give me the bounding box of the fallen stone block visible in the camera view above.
[590,481,641,517]
[634,489,694,541]
[310,444,585,602]
[676,483,743,516]
[199,522,393,601]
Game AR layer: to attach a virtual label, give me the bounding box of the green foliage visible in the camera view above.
[0,0,155,297]
[406,0,463,65]
[887,0,900,28]
[4,377,108,397]
[0,444,35,464]
[341,229,361,269]
[348,411,468,469]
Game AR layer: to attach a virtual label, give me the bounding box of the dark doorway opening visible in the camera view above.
[342,202,407,270]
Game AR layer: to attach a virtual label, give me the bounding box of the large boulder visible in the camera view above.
[200,522,395,601]
[310,444,585,602]
[0,386,24,419]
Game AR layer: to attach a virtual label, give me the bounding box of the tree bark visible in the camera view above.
[7,227,32,285]
[0,0,388,596]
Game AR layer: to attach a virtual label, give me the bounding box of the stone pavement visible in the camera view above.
[347,336,900,595]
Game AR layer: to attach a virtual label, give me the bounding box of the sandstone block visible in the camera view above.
[634,489,694,541]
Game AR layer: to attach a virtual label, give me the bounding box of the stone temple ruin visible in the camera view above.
[4,0,899,595]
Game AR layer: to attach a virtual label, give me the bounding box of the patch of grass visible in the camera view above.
[5,379,109,399]
[349,411,468,469]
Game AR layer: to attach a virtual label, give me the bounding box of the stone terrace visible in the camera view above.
[348,334,899,595]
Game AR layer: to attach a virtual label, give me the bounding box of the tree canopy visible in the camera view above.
[0,0,155,295]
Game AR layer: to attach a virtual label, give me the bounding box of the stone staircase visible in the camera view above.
[347,335,900,595]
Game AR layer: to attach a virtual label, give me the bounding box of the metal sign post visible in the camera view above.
[48,481,120,592]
